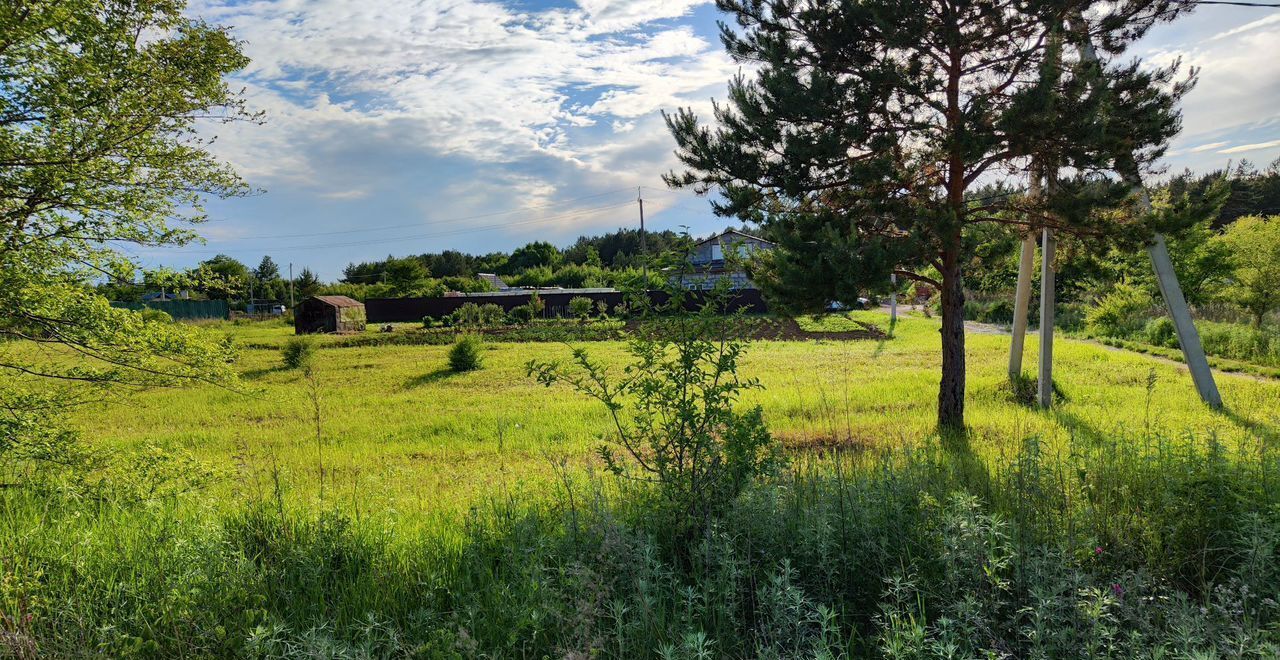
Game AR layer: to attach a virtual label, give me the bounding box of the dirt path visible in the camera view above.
[881,303,1275,381]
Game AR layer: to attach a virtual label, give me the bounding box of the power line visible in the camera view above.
[1179,0,1280,6]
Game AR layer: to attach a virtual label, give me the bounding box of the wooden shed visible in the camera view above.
[294,295,366,334]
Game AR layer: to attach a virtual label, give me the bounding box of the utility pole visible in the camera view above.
[889,273,898,332]
[1068,13,1221,409]
[288,263,295,308]
[1038,226,1056,407]
[1009,164,1040,381]
[638,187,647,286]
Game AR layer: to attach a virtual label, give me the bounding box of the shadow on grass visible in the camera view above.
[1218,406,1280,445]
[1050,408,1118,447]
[872,316,898,358]
[937,425,994,498]
[240,365,290,380]
[403,368,458,389]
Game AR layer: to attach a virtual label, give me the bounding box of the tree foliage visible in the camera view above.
[1,0,252,482]
[1216,216,1280,328]
[665,0,1197,428]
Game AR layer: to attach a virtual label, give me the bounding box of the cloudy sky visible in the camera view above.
[144,0,1280,280]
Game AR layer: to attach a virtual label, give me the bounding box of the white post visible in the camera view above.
[1009,235,1036,380]
[1070,15,1221,410]
[889,273,898,329]
[1148,231,1223,408]
[1038,228,1056,408]
[1011,166,1042,380]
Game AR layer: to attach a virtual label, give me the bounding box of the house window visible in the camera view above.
[710,243,723,261]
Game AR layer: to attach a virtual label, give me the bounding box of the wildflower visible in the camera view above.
[1111,583,1125,598]
[1094,546,1104,556]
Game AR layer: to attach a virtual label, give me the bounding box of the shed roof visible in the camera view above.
[309,295,363,308]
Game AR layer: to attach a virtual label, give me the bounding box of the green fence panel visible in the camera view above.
[110,299,229,320]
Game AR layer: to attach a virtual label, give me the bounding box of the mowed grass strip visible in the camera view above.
[67,310,1280,517]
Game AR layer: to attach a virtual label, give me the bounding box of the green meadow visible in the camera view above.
[68,310,1280,520]
[8,310,1280,657]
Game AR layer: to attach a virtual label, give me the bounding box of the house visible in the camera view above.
[678,230,775,290]
[477,273,511,290]
[141,290,188,302]
[294,295,366,334]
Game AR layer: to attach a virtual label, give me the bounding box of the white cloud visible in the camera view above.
[1143,17,1280,155]
[1219,139,1280,154]
[1188,141,1230,153]
[191,0,732,186]
[319,189,371,200]
[1211,13,1280,40]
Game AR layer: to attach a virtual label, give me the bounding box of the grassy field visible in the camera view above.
[69,309,1280,520]
[8,309,1280,657]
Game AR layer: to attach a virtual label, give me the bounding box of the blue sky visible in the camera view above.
[140,0,1280,280]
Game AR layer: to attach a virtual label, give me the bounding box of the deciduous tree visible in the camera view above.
[0,0,254,478]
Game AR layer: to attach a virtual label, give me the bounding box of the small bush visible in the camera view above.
[1086,283,1151,339]
[568,296,594,320]
[448,334,484,372]
[963,299,1014,325]
[509,294,545,324]
[446,302,505,328]
[139,308,174,324]
[1199,321,1280,366]
[1143,316,1178,348]
[281,336,316,370]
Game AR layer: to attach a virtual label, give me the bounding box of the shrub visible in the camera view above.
[981,299,1013,324]
[568,296,594,320]
[1199,321,1280,366]
[447,302,505,328]
[281,336,316,370]
[1143,316,1178,348]
[509,294,545,324]
[1086,283,1151,338]
[528,284,782,559]
[139,308,173,324]
[448,334,484,372]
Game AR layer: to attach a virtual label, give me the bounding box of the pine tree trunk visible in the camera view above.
[937,246,966,430]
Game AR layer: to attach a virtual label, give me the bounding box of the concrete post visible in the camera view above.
[1010,168,1042,381]
[1148,230,1223,408]
[889,273,898,331]
[1070,13,1222,409]
[1038,228,1056,408]
[1010,234,1036,380]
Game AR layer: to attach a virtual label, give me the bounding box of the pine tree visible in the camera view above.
[254,255,281,283]
[665,0,1194,429]
[295,268,322,299]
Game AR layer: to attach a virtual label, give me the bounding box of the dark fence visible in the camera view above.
[366,289,768,323]
[111,299,229,321]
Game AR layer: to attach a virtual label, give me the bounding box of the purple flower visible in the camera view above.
[1094,546,1104,556]
[1111,583,1125,598]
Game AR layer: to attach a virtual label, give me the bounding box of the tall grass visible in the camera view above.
[3,427,1279,657]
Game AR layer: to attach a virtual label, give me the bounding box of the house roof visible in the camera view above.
[695,229,775,247]
[309,295,363,308]
[477,273,509,290]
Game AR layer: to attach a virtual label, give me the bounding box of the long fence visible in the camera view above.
[110,299,229,321]
[366,289,768,323]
